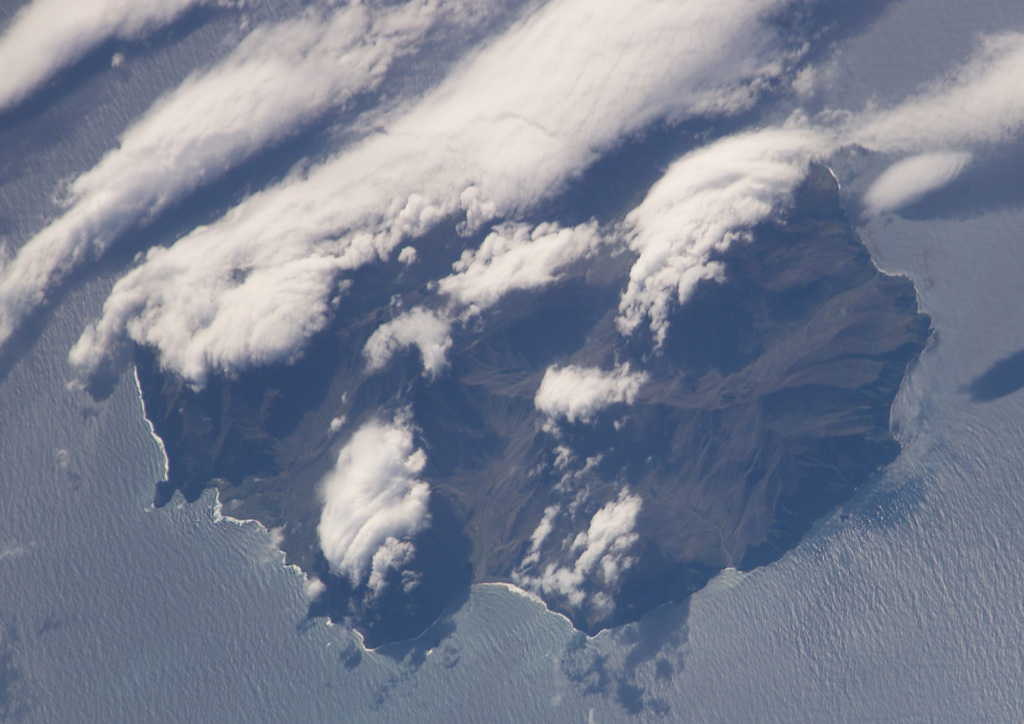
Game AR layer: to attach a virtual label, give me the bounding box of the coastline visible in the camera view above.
[123,166,931,650]
[132,365,169,484]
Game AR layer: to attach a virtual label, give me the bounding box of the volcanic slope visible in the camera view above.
[136,166,930,646]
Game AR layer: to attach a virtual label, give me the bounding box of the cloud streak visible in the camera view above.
[0,0,211,112]
[840,32,1024,215]
[69,0,801,384]
[847,32,1024,154]
[59,3,1024,396]
[3,0,455,364]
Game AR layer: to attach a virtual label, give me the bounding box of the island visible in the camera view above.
[135,166,930,648]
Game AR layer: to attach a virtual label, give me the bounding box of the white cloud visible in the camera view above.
[429,31,1024,350]
[66,20,1024,388]
[70,250,348,386]
[303,576,326,601]
[608,32,1024,342]
[0,0,210,111]
[514,490,642,615]
[606,30,1024,342]
[0,542,30,561]
[847,32,1024,154]
[438,221,604,315]
[520,504,560,569]
[397,246,418,266]
[535,362,649,424]
[616,125,830,343]
[862,151,973,215]
[2,1,449,358]
[835,33,1024,217]
[363,307,452,378]
[70,0,801,384]
[317,414,430,597]
[553,445,573,471]
[367,537,417,597]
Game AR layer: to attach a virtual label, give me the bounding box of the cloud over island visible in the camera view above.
[60,0,802,384]
[3,0,1024,626]
[318,413,430,597]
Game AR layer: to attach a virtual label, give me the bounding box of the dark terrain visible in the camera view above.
[136,166,930,647]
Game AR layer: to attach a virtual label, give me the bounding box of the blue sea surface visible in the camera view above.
[2,0,1024,721]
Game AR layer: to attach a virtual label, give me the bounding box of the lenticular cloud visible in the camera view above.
[862,151,973,215]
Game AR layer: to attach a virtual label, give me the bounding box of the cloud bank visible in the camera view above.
[3,0,453,361]
[317,414,430,597]
[68,0,801,384]
[0,0,211,112]
[535,362,649,424]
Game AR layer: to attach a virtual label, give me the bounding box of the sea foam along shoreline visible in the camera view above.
[131,363,335,613]
[127,361,806,657]
[132,365,169,484]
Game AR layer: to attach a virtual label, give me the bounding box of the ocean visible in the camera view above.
[2,0,1024,721]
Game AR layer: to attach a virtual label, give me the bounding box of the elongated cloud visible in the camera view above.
[0,0,210,111]
[363,307,452,378]
[863,151,973,215]
[71,0,801,384]
[840,33,1024,214]
[608,32,1024,330]
[535,362,649,424]
[607,26,1024,339]
[318,414,430,597]
[438,221,604,314]
[514,490,641,615]
[3,0,452,359]
[848,32,1024,154]
[520,504,560,570]
[617,125,830,342]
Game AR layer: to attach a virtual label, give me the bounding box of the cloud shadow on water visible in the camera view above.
[967,348,1024,402]
[560,597,690,717]
[895,145,1024,223]
[0,619,31,723]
